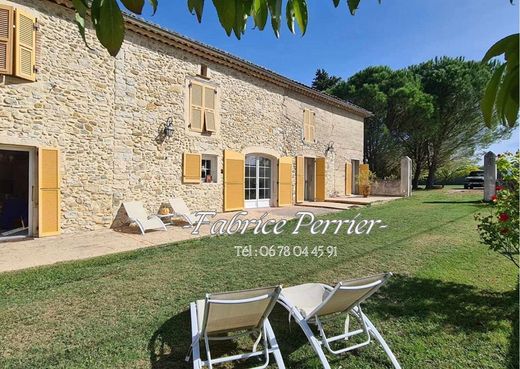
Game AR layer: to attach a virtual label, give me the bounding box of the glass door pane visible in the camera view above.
[244,155,272,208]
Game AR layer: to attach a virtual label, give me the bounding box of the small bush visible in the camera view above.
[475,152,519,267]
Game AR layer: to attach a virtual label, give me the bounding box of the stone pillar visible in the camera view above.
[484,151,497,201]
[400,156,412,197]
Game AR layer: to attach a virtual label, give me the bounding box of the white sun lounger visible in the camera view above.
[278,273,401,369]
[122,201,167,235]
[188,286,286,369]
[168,198,201,227]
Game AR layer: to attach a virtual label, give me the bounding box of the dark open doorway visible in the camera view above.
[352,159,360,195]
[304,157,315,201]
[0,149,30,239]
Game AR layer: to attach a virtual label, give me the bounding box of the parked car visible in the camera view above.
[464,170,484,189]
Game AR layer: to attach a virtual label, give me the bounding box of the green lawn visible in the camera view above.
[0,189,517,369]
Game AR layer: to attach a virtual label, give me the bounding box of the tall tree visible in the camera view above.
[384,70,434,189]
[328,66,405,178]
[312,69,341,91]
[411,57,512,188]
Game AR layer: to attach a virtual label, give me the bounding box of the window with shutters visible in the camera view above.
[0,4,13,76]
[188,80,218,134]
[0,5,37,81]
[303,109,316,143]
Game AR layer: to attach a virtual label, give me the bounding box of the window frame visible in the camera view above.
[186,78,220,136]
[0,5,37,81]
[201,154,218,183]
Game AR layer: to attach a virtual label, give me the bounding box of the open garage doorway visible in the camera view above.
[0,147,32,240]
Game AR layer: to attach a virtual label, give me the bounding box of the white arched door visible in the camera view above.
[245,155,272,208]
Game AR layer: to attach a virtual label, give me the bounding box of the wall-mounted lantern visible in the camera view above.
[163,117,175,138]
[325,141,335,155]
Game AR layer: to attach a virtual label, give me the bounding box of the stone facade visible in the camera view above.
[0,0,365,234]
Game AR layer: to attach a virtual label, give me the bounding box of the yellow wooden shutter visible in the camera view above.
[38,148,60,237]
[345,161,352,196]
[295,156,304,203]
[359,163,370,187]
[278,157,292,207]
[223,150,245,212]
[0,4,13,75]
[183,153,201,183]
[315,157,326,202]
[309,111,316,142]
[14,9,36,81]
[190,82,203,132]
[204,86,216,132]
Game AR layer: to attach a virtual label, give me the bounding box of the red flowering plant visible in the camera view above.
[475,151,519,267]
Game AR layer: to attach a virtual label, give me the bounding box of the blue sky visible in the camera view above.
[142,0,519,158]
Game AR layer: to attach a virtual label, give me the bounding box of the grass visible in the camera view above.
[0,188,517,369]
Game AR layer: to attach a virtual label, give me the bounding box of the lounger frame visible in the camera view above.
[277,276,401,369]
[189,294,285,369]
[123,201,167,235]
[168,198,201,228]
[131,217,167,235]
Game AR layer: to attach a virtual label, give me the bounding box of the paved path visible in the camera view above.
[0,206,339,273]
[300,195,401,210]
[300,201,357,210]
[326,195,401,205]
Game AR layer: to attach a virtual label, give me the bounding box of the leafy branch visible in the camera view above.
[481,33,519,128]
[71,0,370,56]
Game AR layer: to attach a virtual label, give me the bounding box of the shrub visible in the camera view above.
[475,151,519,267]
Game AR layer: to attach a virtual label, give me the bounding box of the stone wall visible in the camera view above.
[371,157,413,197]
[0,0,364,233]
[370,180,402,196]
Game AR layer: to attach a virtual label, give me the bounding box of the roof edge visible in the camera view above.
[47,0,372,117]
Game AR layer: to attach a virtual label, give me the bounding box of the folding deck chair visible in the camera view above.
[188,286,286,369]
[122,201,167,235]
[168,198,202,227]
[278,273,401,369]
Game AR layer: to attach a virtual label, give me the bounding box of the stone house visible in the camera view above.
[0,0,369,239]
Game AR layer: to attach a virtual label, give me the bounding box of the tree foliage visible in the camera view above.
[328,66,412,179]
[436,159,480,186]
[311,69,341,92]
[71,0,369,56]
[481,33,519,128]
[384,70,434,188]
[412,58,511,188]
[322,58,514,188]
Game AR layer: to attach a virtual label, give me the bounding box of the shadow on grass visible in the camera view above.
[422,200,484,205]
[148,310,192,369]
[148,309,260,369]
[148,275,518,368]
[507,282,519,369]
[375,275,517,333]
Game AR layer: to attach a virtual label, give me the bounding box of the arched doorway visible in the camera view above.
[245,154,273,208]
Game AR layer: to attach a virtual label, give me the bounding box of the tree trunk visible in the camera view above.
[412,161,422,190]
[426,160,438,189]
